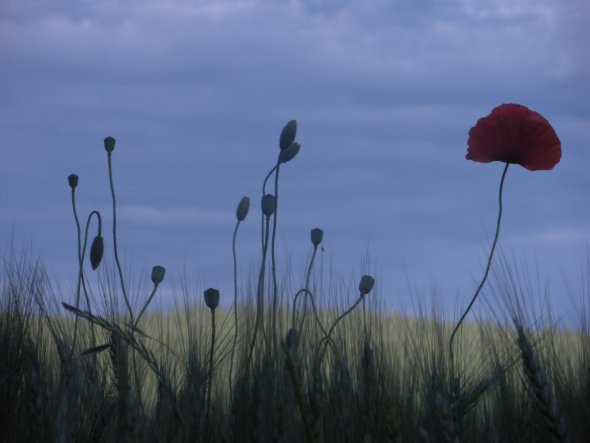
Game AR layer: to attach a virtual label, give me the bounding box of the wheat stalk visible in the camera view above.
[516,326,569,443]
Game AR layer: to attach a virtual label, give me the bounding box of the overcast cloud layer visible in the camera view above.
[1,0,589,324]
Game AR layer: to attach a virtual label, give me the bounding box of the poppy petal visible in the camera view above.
[466,103,561,171]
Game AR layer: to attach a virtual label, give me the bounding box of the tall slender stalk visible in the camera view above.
[229,221,241,400]
[270,162,281,347]
[449,163,509,372]
[248,211,272,364]
[106,149,133,323]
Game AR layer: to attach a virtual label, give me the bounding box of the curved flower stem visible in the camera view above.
[107,152,133,324]
[134,284,159,327]
[292,288,327,338]
[71,210,101,354]
[298,245,318,331]
[317,293,365,365]
[449,162,510,370]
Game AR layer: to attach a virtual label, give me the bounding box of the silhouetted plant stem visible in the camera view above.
[292,288,327,338]
[206,306,216,429]
[449,162,509,371]
[107,151,133,324]
[70,184,83,353]
[261,166,277,248]
[270,162,281,347]
[318,293,365,364]
[248,213,271,365]
[71,210,101,353]
[229,220,241,400]
[299,242,318,329]
[134,284,160,327]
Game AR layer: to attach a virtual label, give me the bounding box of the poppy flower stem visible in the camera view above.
[450,162,510,366]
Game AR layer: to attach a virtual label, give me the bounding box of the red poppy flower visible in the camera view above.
[466,103,561,171]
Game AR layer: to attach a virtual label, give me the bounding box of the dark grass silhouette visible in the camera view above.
[1,119,586,443]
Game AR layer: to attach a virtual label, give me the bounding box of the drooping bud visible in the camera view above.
[279,142,300,164]
[204,288,220,310]
[90,235,104,270]
[358,275,375,296]
[151,265,166,285]
[310,228,323,247]
[68,174,79,189]
[236,196,250,222]
[279,120,297,151]
[104,136,116,153]
[261,194,276,217]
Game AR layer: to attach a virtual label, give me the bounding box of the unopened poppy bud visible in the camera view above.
[151,265,166,285]
[90,235,104,270]
[279,142,300,164]
[68,174,79,189]
[104,136,116,153]
[279,120,297,151]
[236,196,250,221]
[358,275,375,296]
[286,328,299,351]
[261,194,276,217]
[310,228,323,247]
[204,288,220,310]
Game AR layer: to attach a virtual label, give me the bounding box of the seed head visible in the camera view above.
[68,174,79,189]
[151,265,166,285]
[236,196,250,221]
[358,275,375,296]
[90,235,104,270]
[204,288,220,310]
[104,136,116,153]
[310,228,323,247]
[261,194,276,217]
[279,142,300,164]
[279,120,297,150]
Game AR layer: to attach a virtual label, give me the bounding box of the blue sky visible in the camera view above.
[1,0,589,324]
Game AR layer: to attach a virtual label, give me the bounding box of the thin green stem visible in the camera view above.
[70,188,83,353]
[317,293,365,365]
[261,165,277,250]
[449,162,510,370]
[134,284,159,327]
[107,152,133,323]
[271,162,280,347]
[248,215,271,365]
[206,307,216,427]
[292,288,327,338]
[71,209,101,353]
[298,245,318,331]
[229,220,241,400]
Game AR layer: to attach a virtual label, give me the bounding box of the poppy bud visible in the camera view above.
[279,142,300,164]
[236,196,250,222]
[279,120,297,151]
[204,288,220,310]
[104,136,116,153]
[151,265,166,285]
[261,194,276,217]
[310,228,323,247]
[358,275,375,296]
[90,235,104,270]
[68,174,79,189]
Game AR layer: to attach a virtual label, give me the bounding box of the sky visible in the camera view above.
[1,0,589,326]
